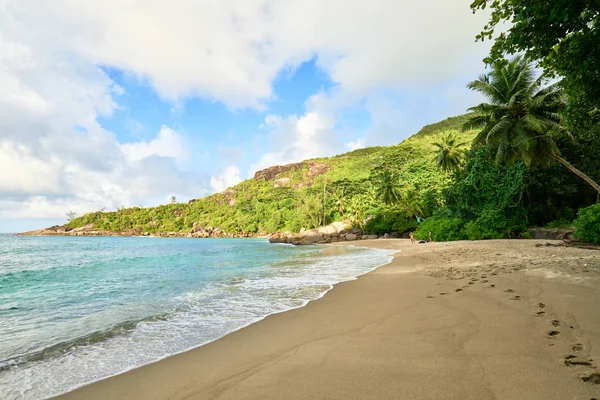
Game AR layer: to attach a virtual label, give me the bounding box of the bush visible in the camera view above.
[364,210,418,234]
[414,215,467,242]
[573,204,600,244]
[463,209,526,240]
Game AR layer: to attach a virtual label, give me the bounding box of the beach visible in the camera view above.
[57,239,600,400]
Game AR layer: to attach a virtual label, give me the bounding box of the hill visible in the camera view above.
[61,115,476,237]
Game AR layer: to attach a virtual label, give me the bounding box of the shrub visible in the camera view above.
[573,204,600,244]
[364,210,418,234]
[463,209,525,240]
[414,215,467,242]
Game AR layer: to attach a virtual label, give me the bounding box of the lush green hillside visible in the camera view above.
[67,115,476,235]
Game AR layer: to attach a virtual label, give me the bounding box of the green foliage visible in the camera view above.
[364,210,417,235]
[432,130,468,173]
[573,204,600,244]
[374,170,402,206]
[66,115,473,235]
[464,55,564,167]
[414,215,467,242]
[471,0,600,111]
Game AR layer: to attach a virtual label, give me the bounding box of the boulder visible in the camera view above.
[383,233,390,239]
[317,225,337,235]
[526,228,574,240]
[71,224,94,233]
[390,232,401,238]
[345,233,358,241]
[331,221,348,232]
[362,234,378,240]
[273,177,291,188]
[349,228,362,235]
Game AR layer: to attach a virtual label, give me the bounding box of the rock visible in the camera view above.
[317,225,337,235]
[330,232,340,238]
[254,162,330,181]
[526,228,574,240]
[349,228,362,235]
[71,224,94,233]
[345,233,358,241]
[383,233,390,239]
[390,232,401,238]
[273,177,291,188]
[331,221,349,232]
[362,234,378,240]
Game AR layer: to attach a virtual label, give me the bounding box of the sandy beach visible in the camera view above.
[56,239,600,400]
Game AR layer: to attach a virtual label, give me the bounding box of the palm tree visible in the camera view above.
[432,131,469,173]
[375,170,402,206]
[347,198,364,228]
[464,55,600,193]
[400,189,425,220]
[334,190,346,215]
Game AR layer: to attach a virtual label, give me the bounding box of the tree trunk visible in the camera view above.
[551,153,600,194]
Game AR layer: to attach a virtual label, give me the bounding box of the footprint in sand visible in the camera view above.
[455,288,463,292]
[504,289,515,293]
[510,295,522,300]
[536,311,546,317]
[539,303,546,309]
[426,296,435,299]
[572,343,584,352]
[439,292,448,295]
[581,373,600,384]
[563,355,594,367]
[481,279,489,283]
[547,330,560,338]
[552,320,561,327]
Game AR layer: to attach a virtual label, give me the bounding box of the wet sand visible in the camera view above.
[57,239,600,400]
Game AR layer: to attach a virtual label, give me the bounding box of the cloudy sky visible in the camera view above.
[0,0,490,232]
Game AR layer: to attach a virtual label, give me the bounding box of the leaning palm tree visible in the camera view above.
[375,170,402,206]
[463,55,600,193]
[432,131,469,173]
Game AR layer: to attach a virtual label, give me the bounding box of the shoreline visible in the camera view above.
[47,244,395,399]
[56,239,600,399]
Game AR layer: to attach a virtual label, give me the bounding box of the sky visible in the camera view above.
[0,0,491,232]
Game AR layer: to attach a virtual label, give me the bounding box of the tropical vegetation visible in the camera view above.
[67,2,600,243]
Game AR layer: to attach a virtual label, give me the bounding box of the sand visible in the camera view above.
[56,239,600,400]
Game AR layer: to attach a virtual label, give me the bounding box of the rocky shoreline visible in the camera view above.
[15,223,263,239]
[15,222,577,246]
[267,222,403,245]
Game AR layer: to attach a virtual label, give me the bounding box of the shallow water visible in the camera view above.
[0,235,393,399]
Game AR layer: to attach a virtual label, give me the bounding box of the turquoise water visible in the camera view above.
[0,235,393,399]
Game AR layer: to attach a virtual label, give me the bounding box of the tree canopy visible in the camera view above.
[471,0,600,110]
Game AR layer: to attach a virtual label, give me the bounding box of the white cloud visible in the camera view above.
[249,93,342,176]
[210,165,242,192]
[121,125,189,164]
[0,0,491,228]
[2,0,487,109]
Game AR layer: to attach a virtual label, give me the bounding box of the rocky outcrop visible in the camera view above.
[268,222,399,245]
[526,228,575,241]
[273,177,291,188]
[253,162,330,181]
[17,222,263,239]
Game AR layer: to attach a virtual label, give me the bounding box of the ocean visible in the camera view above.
[0,234,393,399]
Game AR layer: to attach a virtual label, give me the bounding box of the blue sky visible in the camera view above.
[0,0,489,232]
